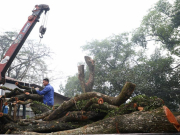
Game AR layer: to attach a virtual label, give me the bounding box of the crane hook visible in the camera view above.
[39,25,46,38]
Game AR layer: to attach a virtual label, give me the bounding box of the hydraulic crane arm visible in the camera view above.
[0,4,50,84]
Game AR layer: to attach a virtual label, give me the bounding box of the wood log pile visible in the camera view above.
[0,56,180,134]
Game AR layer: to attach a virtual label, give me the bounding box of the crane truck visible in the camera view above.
[0,4,50,85]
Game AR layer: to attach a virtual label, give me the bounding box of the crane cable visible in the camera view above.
[39,11,49,43]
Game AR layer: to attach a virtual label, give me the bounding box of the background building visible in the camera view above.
[0,77,70,118]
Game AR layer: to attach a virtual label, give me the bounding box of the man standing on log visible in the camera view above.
[26,78,54,107]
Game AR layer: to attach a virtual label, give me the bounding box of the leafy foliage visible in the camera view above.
[132,0,180,53]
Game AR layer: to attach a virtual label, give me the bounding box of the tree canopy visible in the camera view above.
[132,0,180,54]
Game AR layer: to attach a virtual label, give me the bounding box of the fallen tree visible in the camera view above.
[0,56,180,134]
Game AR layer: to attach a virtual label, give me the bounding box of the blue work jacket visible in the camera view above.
[36,84,54,106]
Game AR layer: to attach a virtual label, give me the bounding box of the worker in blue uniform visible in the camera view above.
[25,78,54,107]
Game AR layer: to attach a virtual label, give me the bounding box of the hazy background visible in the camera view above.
[0,0,160,91]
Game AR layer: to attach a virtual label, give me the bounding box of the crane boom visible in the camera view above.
[0,4,50,84]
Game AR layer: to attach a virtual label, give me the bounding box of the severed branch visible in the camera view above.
[7,94,43,103]
[78,56,95,93]
[15,82,38,94]
[0,86,13,92]
[1,87,24,98]
[44,82,135,121]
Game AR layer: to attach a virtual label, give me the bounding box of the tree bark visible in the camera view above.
[78,56,95,93]
[44,82,135,121]
[59,111,102,122]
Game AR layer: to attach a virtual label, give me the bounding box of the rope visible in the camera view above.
[39,38,42,44]
[44,11,49,28]
[41,12,46,26]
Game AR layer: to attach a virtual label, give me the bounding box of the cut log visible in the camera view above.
[44,82,135,121]
[2,88,24,98]
[78,56,95,93]
[15,82,43,91]
[24,106,180,134]
[7,94,43,103]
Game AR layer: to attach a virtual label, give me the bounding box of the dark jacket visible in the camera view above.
[36,84,54,106]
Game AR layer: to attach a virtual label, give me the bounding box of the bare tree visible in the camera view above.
[0,31,52,85]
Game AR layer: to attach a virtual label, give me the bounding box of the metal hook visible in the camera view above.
[39,25,46,38]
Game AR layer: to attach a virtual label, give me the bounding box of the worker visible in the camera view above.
[25,78,54,107]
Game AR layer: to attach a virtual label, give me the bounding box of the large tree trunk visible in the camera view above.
[23,106,180,134]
